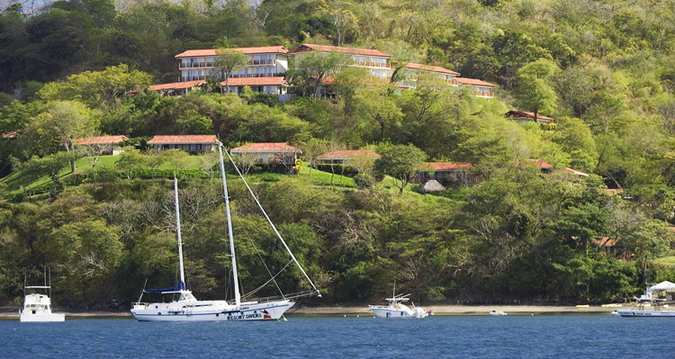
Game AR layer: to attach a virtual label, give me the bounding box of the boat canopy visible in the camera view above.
[647,281,675,293]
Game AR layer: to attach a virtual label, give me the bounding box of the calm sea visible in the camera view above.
[1,315,674,358]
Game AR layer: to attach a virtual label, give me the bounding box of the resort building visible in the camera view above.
[175,46,289,81]
[399,63,460,88]
[147,135,221,153]
[75,135,128,155]
[455,77,497,98]
[230,142,301,167]
[1,131,17,139]
[291,44,392,80]
[315,149,380,175]
[220,77,288,95]
[416,162,478,186]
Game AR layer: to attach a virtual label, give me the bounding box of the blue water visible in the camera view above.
[1,315,674,358]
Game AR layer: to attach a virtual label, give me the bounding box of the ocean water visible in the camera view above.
[1,315,674,358]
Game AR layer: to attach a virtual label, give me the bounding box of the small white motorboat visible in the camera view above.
[368,283,430,319]
[20,274,65,323]
[617,281,675,318]
[488,309,508,316]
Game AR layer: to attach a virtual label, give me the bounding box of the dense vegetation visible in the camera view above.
[0,0,673,308]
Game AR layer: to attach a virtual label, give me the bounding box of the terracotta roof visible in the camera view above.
[148,135,220,145]
[528,159,553,170]
[149,80,205,91]
[1,131,17,139]
[230,142,301,154]
[316,149,380,161]
[506,110,554,123]
[75,135,128,145]
[176,46,288,58]
[294,44,390,58]
[220,77,286,87]
[455,77,497,87]
[406,63,460,76]
[418,162,474,171]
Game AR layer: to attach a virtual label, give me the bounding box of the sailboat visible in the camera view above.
[368,282,430,319]
[20,268,65,323]
[131,145,320,321]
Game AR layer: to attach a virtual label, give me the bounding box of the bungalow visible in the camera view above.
[315,149,380,175]
[147,135,221,153]
[416,162,478,186]
[454,77,497,98]
[527,159,590,178]
[506,110,555,125]
[230,142,301,167]
[75,135,128,155]
[148,80,206,96]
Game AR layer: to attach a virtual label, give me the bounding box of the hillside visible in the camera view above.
[0,0,673,308]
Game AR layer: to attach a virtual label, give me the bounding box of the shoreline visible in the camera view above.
[0,304,624,320]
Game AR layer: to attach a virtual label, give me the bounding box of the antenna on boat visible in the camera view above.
[223,147,322,298]
[217,145,241,306]
[174,177,186,290]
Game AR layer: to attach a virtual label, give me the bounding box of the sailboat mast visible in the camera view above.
[174,177,186,289]
[218,145,241,306]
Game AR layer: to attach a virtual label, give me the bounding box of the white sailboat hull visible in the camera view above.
[20,311,65,322]
[617,309,675,317]
[132,299,294,322]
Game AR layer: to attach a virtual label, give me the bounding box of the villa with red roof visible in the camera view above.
[230,142,301,167]
[416,162,479,186]
[147,135,221,153]
[75,135,128,155]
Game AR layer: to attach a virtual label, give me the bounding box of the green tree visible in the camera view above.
[374,143,427,194]
[288,52,348,97]
[212,48,249,90]
[514,59,560,122]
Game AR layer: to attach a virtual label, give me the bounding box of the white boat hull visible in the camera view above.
[20,312,65,322]
[132,300,294,322]
[617,309,675,318]
[369,305,429,319]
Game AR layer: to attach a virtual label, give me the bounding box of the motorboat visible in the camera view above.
[368,283,429,319]
[488,309,508,316]
[617,281,675,318]
[20,271,65,323]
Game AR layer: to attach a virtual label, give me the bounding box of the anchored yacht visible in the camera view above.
[369,283,430,319]
[20,272,65,323]
[131,145,320,322]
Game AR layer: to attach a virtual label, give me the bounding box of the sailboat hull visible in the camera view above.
[132,300,294,322]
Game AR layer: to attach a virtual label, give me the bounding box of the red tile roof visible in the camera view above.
[1,131,17,139]
[316,149,380,160]
[148,135,220,145]
[294,44,390,58]
[455,77,497,87]
[406,63,460,76]
[418,162,474,171]
[231,142,301,153]
[528,159,553,170]
[220,77,286,87]
[149,80,205,91]
[592,237,617,248]
[175,46,288,58]
[75,135,128,145]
